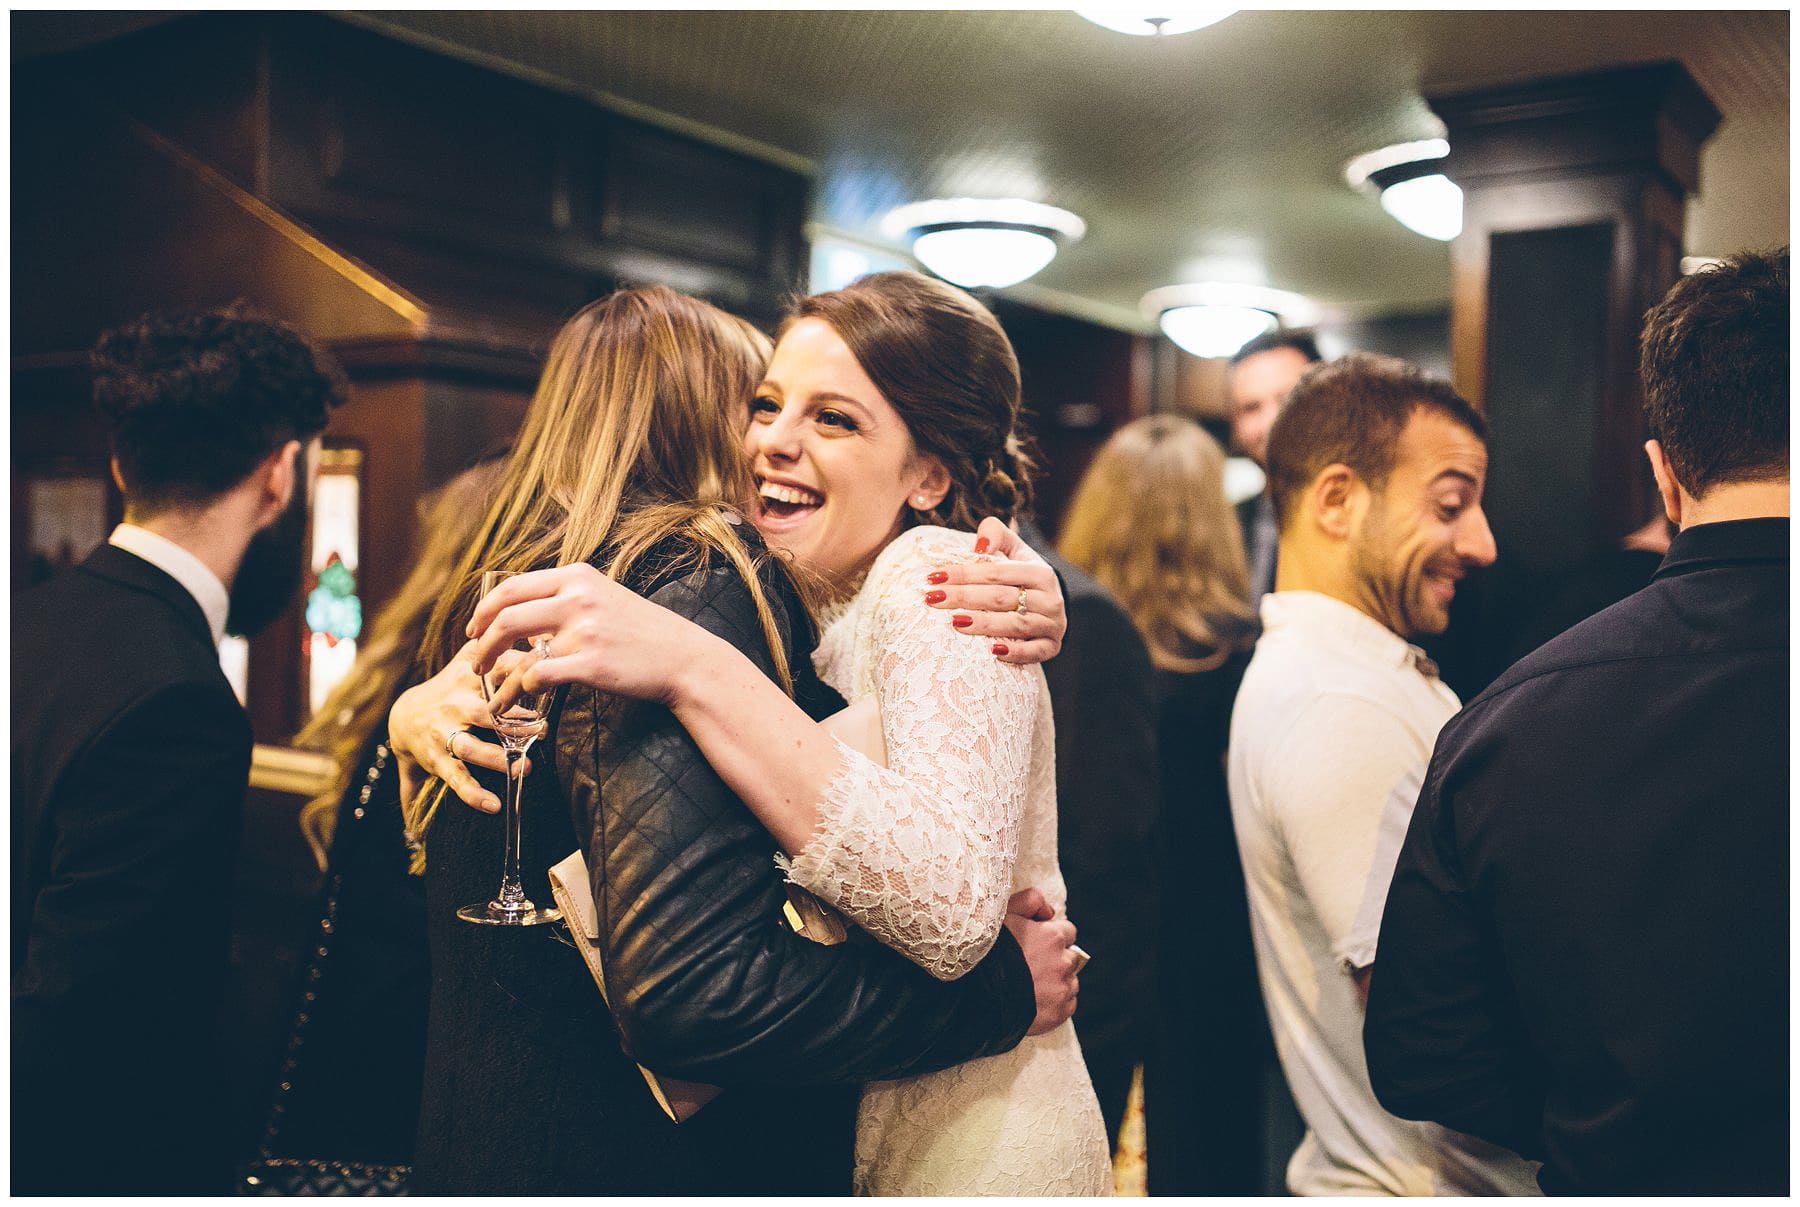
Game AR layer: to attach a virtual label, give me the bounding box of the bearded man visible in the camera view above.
[13,306,344,1194]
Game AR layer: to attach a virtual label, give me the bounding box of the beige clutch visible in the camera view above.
[547,850,723,1123]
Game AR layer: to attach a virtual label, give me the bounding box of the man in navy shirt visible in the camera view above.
[1365,249,1789,1194]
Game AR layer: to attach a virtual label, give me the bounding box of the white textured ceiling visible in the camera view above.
[20,10,1789,328]
[345,9,1788,328]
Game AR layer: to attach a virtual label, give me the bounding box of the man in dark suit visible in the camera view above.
[1230,329,1322,601]
[1366,249,1789,1194]
[13,307,345,1194]
[1018,517,1159,1149]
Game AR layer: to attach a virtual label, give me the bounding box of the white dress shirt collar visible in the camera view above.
[108,523,230,647]
[1259,589,1438,679]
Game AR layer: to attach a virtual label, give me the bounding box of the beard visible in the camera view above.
[226,451,311,637]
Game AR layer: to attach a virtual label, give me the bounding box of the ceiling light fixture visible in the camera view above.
[882,199,1086,289]
[1075,8,1237,37]
[1344,139,1463,242]
[1140,282,1321,359]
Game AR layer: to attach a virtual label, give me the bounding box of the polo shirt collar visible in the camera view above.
[1260,590,1438,678]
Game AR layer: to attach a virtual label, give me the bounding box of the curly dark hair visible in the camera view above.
[91,304,347,510]
[1639,248,1788,497]
[785,271,1035,532]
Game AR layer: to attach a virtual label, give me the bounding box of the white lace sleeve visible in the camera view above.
[787,528,1038,981]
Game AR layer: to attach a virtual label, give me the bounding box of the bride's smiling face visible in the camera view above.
[744,318,948,583]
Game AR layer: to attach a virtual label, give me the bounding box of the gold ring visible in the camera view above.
[1016,589,1030,615]
[445,728,467,756]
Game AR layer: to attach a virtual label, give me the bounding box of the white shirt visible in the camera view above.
[1227,590,1539,1196]
[108,523,230,648]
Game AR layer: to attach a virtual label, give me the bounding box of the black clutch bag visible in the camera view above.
[238,1157,410,1196]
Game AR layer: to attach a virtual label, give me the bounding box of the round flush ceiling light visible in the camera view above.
[882,199,1087,289]
[1140,282,1320,359]
[1075,7,1237,36]
[1345,138,1463,242]
[1159,305,1277,358]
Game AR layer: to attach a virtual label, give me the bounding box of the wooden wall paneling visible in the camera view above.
[988,299,1144,537]
[51,13,268,192]
[599,122,809,283]
[1421,62,1719,697]
[10,361,123,591]
[1432,62,1718,553]
[1321,310,1452,380]
[264,16,571,243]
[1483,223,1614,579]
[15,98,420,356]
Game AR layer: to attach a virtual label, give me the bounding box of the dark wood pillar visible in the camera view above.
[1418,63,1720,695]
[1431,62,1720,569]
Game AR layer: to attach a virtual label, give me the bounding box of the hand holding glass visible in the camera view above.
[457,570,561,926]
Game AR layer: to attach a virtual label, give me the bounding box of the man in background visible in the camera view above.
[1226,353,1536,1194]
[1229,329,1322,600]
[13,306,345,1194]
[1367,249,1788,1195]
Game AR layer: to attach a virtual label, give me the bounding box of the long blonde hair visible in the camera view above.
[420,287,792,692]
[293,456,506,867]
[1059,415,1256,672]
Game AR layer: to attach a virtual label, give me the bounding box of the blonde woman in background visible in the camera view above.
[1060,414,1279,1196]
[258,454,505,1176]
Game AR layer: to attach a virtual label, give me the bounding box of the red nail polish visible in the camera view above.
[925,589,946,605]
[991,643,1009,656]
[973,536,991,554]
[953,614,973,628]
[926,570,948,585]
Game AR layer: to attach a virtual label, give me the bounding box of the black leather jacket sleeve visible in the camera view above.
[556,556,1037,1087]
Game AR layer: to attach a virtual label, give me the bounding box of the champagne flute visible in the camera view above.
[457,570,561,926]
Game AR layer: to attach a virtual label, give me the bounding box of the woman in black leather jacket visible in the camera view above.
[397,287,1064,1195]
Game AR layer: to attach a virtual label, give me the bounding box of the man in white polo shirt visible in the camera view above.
[13,306,344,1195]
[1226,352,1536,1195]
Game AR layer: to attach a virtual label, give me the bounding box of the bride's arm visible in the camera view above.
[784,529,1039,980]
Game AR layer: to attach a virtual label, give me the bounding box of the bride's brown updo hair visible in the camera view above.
[785,271,1035,531]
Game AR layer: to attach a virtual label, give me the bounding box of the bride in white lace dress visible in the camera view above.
[459,272,1111,1195]
[801,523,1106,1194]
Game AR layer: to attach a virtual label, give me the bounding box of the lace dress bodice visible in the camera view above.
[788,526,1110,1196]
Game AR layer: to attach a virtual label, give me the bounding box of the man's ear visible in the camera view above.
[253,439,303,527]
[1308,463,1362,541]
[908,454,952,513]
[1644,439,1683,528]
[109,455,127,494]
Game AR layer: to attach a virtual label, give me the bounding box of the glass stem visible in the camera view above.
[496,747,527,911]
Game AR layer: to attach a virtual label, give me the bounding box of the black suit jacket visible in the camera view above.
[1237,490,1278,601]
[13,542,254,1195]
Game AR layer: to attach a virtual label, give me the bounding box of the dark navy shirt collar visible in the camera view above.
[1656,515,1788,580]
